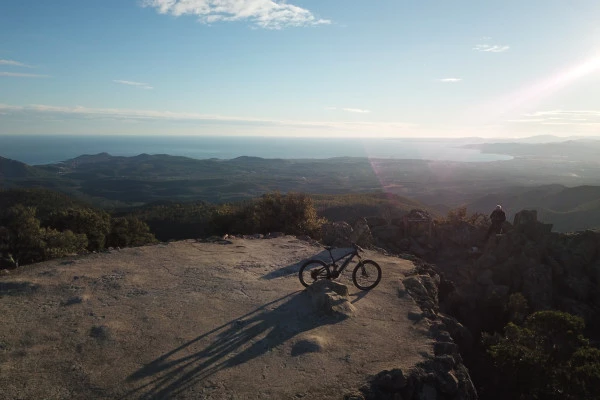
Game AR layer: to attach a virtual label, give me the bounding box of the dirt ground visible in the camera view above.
[0,236,433,400]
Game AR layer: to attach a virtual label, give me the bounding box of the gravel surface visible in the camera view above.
[0,236,432,400]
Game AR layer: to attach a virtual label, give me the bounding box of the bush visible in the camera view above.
[209,192,326,237]
[46,208,111,251]
[0,205,88,265]
[487,310,600,399]
[506,292,529,324]
[253,192,324,236]
[436,206,490,227]
[42,228,88,259]
[106,216,157,248]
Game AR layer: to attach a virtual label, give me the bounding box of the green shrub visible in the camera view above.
[253,192,324,236]
[46,208,111,251]
[0,205,88,265]
[488,310,600,399]
[1,205,45,265]
[106,216,157,248]
[506,292,529,324]
[209,192,325,237]
[42,228,88,259]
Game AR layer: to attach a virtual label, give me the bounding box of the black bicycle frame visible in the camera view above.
[328,248,362,273]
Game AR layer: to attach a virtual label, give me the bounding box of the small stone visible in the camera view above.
[343,393,364,400]
[62,296,83,306]
[434,342,458,356]
[373,369,407,392]
[89,325,110,341]
[434,355,456,370]
[291,336,326,356]
[408,311,423,321]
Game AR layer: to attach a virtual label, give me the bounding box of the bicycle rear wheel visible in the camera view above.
[299,259,331,288]
[352,260,381,290]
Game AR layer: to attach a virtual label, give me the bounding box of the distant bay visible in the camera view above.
[0,135,512,165]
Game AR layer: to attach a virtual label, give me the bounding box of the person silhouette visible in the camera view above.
[486,204,506,240]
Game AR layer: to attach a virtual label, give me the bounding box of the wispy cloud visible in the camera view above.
[113,80,153,89]
[438,78,462,83]
[473,44,510,53]
[509,110,600,126]
[0,104,412,133]
[325,107,371,114]
[524,110,600,118]
[142,0,330,29]
[0,72,49,78]
[0,59,34,68]
[342,108,370,114]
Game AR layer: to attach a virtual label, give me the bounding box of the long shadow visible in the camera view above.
[124,290,346,399]
[261,247,354,280]
[350,290,370,304]
[0,281,38,296]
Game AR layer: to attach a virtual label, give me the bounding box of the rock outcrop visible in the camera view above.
[307,280,356,318]
[1,236,443,400]
[443,211,600,332]
[321,218,373,248]
[361,264,478,400]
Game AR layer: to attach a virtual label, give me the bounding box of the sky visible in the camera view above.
[1,0,600,138]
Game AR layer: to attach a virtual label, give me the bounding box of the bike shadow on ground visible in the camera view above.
[260,248,354,280]
[349,290,370,304]
[123,290,346,400]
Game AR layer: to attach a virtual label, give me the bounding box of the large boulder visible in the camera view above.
[350,217,373,247]
[437,221,479,248]
[307,280,355,318]
[321,221,354,247]
[365,360,477,400]
[513,209,552,242]
[403,274,440,316]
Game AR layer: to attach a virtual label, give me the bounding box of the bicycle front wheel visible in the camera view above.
[352,260,382,290]
[299,259,331,288]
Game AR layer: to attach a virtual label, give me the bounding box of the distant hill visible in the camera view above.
[31,154,385,204]
[313,192,440,222]
[3,152,600,234]
[0,188,87,217]
[0,156,47,179]
[467,184,600,232]
[464,140,600,161]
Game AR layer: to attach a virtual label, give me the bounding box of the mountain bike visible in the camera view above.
[298,244,382,290]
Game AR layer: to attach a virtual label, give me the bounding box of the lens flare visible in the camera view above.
[471,54,600,122]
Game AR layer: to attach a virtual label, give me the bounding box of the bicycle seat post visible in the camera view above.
[328,249,335,264]
[324,246,336,267]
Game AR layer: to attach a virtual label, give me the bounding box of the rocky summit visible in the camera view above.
[0,236,476,400]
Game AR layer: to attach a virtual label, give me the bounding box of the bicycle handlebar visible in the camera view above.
[323,243,363,253]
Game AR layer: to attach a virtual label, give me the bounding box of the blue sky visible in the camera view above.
[1,0,600,137]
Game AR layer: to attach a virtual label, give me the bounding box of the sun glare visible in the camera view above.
[471,53,600,124]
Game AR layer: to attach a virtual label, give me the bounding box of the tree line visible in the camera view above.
[0,189,325,267]
[0,189,156,267]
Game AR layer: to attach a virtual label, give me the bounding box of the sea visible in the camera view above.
[0,135,512,165]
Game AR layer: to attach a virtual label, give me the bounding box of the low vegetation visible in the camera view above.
[486,310,600,399]
[0,189,328,265]
[2,186,600,399]
[209,192,325,237]
[0,189,157,267]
